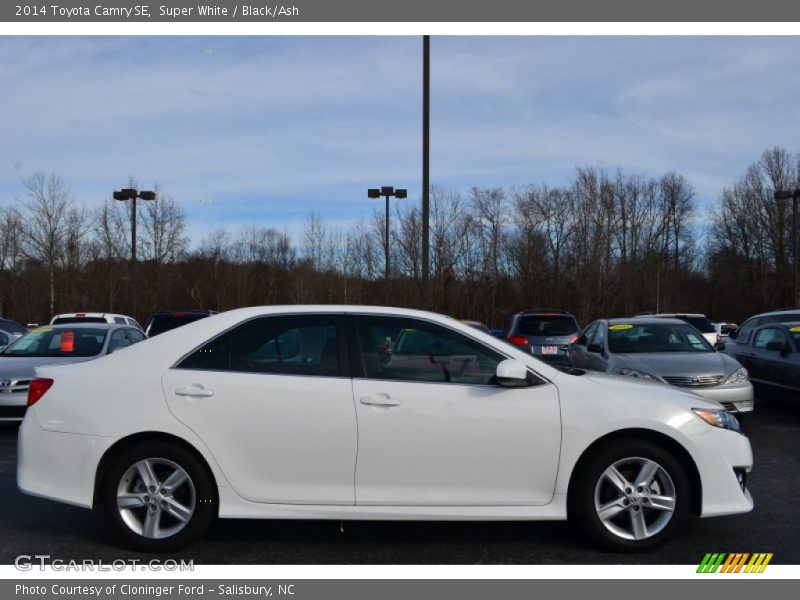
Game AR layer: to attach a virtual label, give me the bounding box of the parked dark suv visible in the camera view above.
[729,308,800,346]
[505,309,580,365]
[144,310,217,337]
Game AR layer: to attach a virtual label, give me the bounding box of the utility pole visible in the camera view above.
[368,186,407,304]
[422,34,431,309]
[113,187,156,320]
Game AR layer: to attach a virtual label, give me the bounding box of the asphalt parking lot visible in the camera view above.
[1,398,798,565]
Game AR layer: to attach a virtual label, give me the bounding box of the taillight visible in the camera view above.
[507,335,530,347]
[569,335,579,344]
[28,378,54,407]
[716,334,721,343]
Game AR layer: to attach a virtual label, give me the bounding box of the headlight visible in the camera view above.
[724,367,749,385]
[615,368,657,381]
[692,408,741,433]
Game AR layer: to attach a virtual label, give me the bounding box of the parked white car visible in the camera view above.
[653,313,720,346]
[50,312,142,330]
[18,306,753,552]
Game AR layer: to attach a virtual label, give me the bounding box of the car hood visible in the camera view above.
[614,352,740,378]
[576,369,724,410]
[0,355,95,378]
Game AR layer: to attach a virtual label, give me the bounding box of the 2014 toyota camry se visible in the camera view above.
[17,306,753,552]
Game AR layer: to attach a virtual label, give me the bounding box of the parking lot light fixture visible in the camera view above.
[113,187,156,319]
[774,189,800,306]
[368,186,407,304]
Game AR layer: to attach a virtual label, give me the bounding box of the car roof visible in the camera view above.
[749,308,800,318]
[761,321,800,329]
[603,317,688,326]
[653,312,707,318]
[32,323,127,331]
[52,312,132,318]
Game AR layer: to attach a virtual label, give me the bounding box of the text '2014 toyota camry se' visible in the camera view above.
[17,306,753,552]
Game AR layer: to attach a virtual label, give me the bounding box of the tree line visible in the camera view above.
[1,147,798,329]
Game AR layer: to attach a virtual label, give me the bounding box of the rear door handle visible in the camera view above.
[360,394,401,407]
[175,386,214,398]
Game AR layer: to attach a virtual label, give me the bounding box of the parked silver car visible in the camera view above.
[567,317,754,415]
[0,323,146,422]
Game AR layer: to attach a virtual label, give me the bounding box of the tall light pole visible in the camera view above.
[113,187,156,319]
[774,188,800,307]
[422,35,431,309]
[368,186,407,303]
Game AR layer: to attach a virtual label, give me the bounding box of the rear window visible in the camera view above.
[52,316,107,324]
[516,315,578,336]
[676,316,715,333]
[146,313,210,337]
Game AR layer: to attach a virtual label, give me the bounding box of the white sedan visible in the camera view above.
[17,306,753,552]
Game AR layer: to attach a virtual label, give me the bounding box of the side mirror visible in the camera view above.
[496,359,529,387]
[587,343,603,354]
[728,329,739,340]
[714,342,726,352]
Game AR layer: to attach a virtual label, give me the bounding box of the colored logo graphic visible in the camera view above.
[697,553,773,573]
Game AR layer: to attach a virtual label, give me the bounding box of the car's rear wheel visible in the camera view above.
[102,441,217,552]
[570,439,690,552]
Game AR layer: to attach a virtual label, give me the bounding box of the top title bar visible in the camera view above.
[4,0,800,22]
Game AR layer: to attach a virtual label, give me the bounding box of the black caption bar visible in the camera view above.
[0,579,786,600]
[3,0,800,22]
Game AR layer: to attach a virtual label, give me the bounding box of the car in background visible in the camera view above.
[0,330,15,352]
[728,309,800,346]
[462,320,492,335]
[51,312,142,330]
[144,310,217,337]
[505,309,580,365]
[716,322,738,339]
[0,317,27,339]
[653,313,719,345]
[18,305,753,552]
[0,323,145,422]
[724,321,800,402]
[568,317,753,415]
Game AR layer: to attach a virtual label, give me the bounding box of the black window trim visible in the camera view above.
[172,312,351,379]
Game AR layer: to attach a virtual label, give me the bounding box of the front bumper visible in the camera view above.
[0,376,30,421]
[692,427,754,517]
[17,409,116,508]
[687,382,754,414]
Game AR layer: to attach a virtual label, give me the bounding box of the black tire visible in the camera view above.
[102,441,217,552]
[569,439,691,552]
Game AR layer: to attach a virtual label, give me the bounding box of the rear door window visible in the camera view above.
[517,315,578,336]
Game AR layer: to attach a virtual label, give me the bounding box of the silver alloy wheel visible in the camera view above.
[116,458,196,539]
[593,456,676,541]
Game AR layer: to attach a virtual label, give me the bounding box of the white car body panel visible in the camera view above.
[353,378,561,505]
[162,369,357,505]
[18,305,753,524]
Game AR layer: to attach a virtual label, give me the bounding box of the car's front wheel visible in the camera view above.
[102,441,217,552]
[570,439,691,552]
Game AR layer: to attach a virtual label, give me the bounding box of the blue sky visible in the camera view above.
[1,36,800,243]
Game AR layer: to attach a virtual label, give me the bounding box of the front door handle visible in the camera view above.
[360,394,401,407]
[175,385,214,398]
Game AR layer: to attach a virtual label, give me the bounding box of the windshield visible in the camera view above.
[608,323,713,354]
[3,327,108,357]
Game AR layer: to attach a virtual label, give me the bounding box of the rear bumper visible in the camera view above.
[17,409,115,508]
[688,382,754,414]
